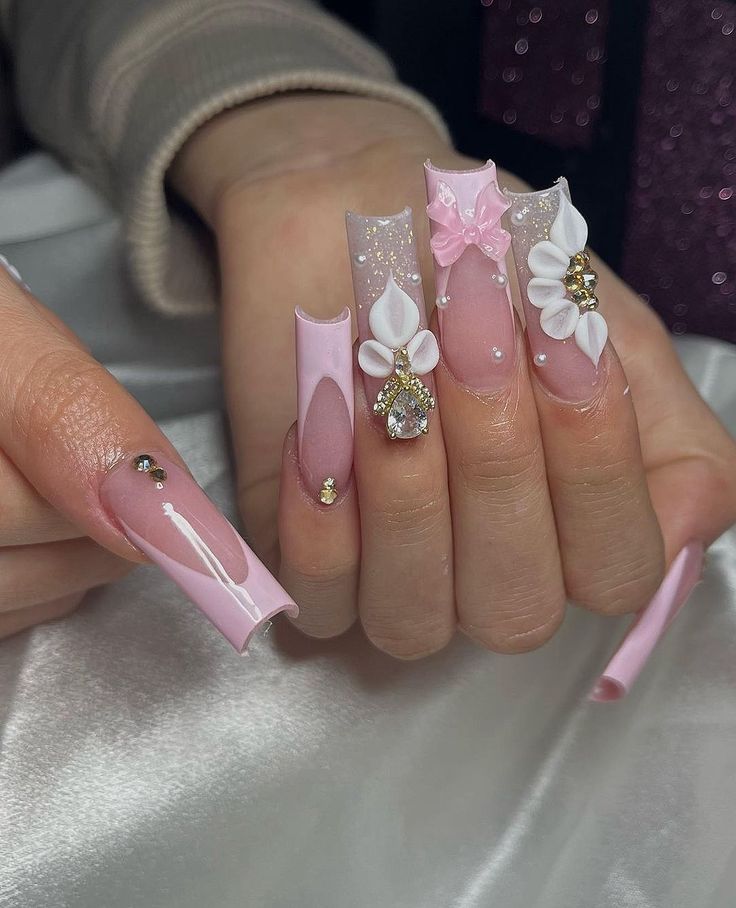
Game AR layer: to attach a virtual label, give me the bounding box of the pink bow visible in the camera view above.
[427,180,511,268]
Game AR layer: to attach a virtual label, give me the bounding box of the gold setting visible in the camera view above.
[319,477,338,506]
[373,347,435,439]
[564,251,599,312]
[133,453,167,484]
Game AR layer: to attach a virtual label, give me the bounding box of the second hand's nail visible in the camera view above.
[589,541,705,702]
[100,453,298,653]
[424,159,516,391]
[506,180,608,404]
[346,207,439,440]
[295,306,354,506]
[0,254,31,291]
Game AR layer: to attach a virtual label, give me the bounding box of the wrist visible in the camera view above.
[170,93,450,226]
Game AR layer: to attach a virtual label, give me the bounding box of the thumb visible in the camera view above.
[0,267,297,653]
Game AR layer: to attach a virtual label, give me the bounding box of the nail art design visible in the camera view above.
[346,208,438,439]
[425,160,516,391]
[526,193,607,364]
[589,542,704,702]
[506,180,608,401]
[101,453,298,653]
[295,307,354,505]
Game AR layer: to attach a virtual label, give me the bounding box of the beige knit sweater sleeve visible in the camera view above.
[0,0,446,315]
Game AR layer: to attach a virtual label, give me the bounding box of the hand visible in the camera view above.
[172,94,736,657]
[0,264,191,639]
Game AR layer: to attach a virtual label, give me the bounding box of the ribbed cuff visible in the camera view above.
[92,1,449,317]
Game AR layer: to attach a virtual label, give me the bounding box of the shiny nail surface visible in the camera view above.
[295,306,354,505]
[590,541,704,702]
[101,453,298,652]
[0,254,30,291]
[506,180,609,403]
[346,207,439,440]
[425,160,515,391]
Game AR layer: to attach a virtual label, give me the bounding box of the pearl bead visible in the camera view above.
[410,272,422,285]
[512,211,525,224]
[436,294,451,309]
[492,273,508,287]
[534,353,548,367]
[354,253,367,266]
[491,347,506,363]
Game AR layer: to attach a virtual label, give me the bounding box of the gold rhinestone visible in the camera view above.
[319,477,338,505]
[133,454,155,472]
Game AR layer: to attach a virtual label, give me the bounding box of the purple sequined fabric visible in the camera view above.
[622,0,735,341]
[480,0,735,342]
[480,0,610,150]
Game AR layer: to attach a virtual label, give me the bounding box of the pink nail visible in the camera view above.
[424,160,516,391]
[590,541,705,702]
[506,180,609,403]
[295,306,354,505]
[346,207,439,440]
[100,453,298,652]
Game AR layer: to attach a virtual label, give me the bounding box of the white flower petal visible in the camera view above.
[575,310,608,367]
[368,272,420,349]
[549,192,588,258]
[406,329,440,375]
[539,299,579,340]
[528,241,569,280]
[527,277,567,309]
[358,340,394,378]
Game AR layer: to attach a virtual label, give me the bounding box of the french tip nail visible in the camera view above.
[589,540,705,703]
[100,453,298,653]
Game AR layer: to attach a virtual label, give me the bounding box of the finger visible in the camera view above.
[0,448,81,546]
[0,264,297,652]
[507,181,664,615]
[347,208,454,658]
[0,592,85,642]
[277,308,360,637]
[424,161,566,652]
[279,427,360,637]
[0,538,132,612]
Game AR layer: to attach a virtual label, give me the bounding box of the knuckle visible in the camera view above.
[371,477,448,538]
[569,554,665,616]
[460,597,565,654]
[457,435,544,498]
[13,349,109,448]
[364,618,454,660]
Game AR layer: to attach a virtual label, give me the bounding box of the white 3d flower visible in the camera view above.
[358,272,439,378]
[527,193,608,367]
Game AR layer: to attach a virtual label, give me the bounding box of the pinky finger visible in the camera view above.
[0,592,85,641]
[278,426,360,638]
[277,308,360,638]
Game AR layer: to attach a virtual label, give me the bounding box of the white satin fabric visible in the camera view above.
[1,156,735,908]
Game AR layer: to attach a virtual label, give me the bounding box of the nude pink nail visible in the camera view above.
[100,453,298,652]
[424,160,516,391]
[295,306,354,505]
[590,541,704,702]
[506,180,609,403]
[346,207,439,440]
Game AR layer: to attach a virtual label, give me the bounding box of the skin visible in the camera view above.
[1,94,735,656]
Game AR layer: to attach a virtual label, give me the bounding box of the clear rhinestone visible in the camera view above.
[491,347,506,363]
[353,253,367,266]
[387,390,428,439]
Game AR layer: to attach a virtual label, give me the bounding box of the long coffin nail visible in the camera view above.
[100,453,298,652]
[589,541,705,702]
[295,306,354,505]
[346,207,439,440]
[424,160,516,391]
[0,254,30,291]
[506,179,608,403]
